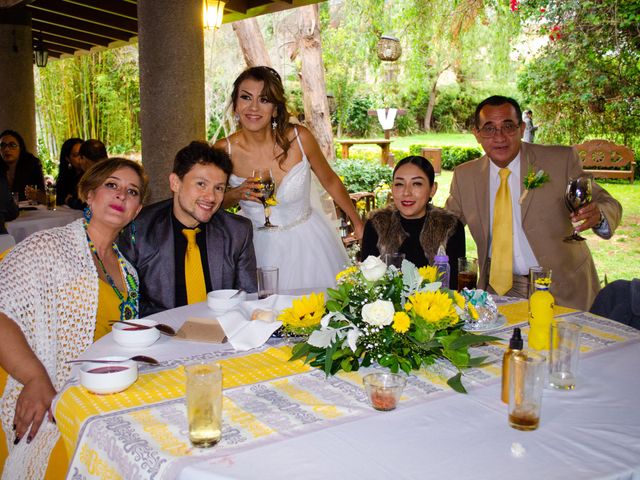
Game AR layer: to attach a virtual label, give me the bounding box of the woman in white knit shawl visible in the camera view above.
[0,157,147,479]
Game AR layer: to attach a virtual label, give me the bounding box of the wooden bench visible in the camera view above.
[574,139,635,183]
[337,139,392,165]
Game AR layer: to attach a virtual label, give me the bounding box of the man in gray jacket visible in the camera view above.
[119,141,257,316]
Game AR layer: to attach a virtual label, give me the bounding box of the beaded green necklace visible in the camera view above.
[84,220,139,320]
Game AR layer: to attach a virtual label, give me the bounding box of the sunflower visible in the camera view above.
[408,290,458,325]
[278,292,325,329]
[418,265,439,283]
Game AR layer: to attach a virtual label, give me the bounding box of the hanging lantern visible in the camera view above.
[33,31,48,67]
[377,35,401,62]
[203,0,226,30]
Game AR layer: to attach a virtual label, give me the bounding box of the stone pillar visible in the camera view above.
[0,7,36,153]
[138,0,206,203]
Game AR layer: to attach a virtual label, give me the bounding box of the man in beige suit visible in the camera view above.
[445,96,622,311]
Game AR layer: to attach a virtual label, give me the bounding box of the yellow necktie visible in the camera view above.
[183,228,207,304]
[489,168,513,296]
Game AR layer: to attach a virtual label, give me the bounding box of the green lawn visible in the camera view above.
[431,171,640,283]
[342,132,480,155]
[391,133,480,149]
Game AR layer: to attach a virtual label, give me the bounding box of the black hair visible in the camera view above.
[57,137,83,177]
[173,141,233,179]
[393,155,435,186]
[0,129,33,173]
[473,96,523,128]
[80,139,108,162]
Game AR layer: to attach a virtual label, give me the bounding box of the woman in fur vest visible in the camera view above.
[360,155,465,288]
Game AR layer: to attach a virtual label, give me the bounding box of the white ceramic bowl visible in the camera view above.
[112,318,160,348]
[207,289,246,314]
[79,357,138,395]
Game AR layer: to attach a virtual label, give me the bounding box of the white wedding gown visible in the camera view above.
[228,134,349,291]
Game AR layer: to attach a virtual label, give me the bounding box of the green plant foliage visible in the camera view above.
[430,86,481,132]
[408,145,483,169]
[516,0,639,152]
[333,158,393,193]
[344,96,375,137]
[35,47,141,167]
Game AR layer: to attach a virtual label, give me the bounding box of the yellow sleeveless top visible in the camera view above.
[94,278,126,341]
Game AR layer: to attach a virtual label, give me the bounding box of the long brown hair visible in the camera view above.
[231,66,291,166]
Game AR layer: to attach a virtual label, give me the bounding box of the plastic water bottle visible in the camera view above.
[433,245,450,289]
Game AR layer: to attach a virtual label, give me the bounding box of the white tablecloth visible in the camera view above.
[6,205,83,243]
[66,301,640,480]
[181,339,640,480]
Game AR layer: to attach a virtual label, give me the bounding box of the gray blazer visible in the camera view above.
[118,199,257,317]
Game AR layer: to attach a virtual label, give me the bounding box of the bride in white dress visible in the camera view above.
[215,66,363,290]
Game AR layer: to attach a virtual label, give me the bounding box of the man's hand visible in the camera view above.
[571,202,603,232]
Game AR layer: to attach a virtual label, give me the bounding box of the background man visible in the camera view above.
[523,109,538,143]
[445,95,622,310]
[119,141,257,316]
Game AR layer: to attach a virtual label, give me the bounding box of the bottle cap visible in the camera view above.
[434,244,448,262]
[509,327,523,350]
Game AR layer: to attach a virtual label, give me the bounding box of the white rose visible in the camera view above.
[360,255,387,282]
[361,300,395,327]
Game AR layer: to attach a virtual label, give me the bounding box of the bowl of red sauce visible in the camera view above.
[79,356,138,394]
[112,318,160,348]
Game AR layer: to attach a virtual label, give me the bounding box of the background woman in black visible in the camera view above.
[55,137,84,208]
[0,130,45,202]
[360,155,465,288]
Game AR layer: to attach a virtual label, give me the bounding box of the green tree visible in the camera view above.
[35,47,141,168]
[516,0,640,149]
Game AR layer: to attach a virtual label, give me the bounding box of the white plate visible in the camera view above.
[462,314,507,333]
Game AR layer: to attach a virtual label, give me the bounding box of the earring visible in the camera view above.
[130,221,137,246]
[83,205,92,223]
[272,118,277,130]
[234,113,240,123]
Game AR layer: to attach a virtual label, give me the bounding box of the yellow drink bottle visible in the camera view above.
[528,282,554,351]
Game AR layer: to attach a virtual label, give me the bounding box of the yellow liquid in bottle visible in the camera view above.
[528,288,554,351]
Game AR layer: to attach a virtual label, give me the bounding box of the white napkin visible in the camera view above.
[217,295,298,351]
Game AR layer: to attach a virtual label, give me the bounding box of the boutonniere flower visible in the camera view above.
[519,166,550,204]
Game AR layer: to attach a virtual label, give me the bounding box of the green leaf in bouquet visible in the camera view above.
[325,299,343,312]
[324,341,338,375]
[466,355,489,368]
[340,357,353,372]
[289,342,311,362]
[398,357,412,374]
[401,261,423,295]
[447,372,467,394]
[444,348,470,368]
[448,333,502,350]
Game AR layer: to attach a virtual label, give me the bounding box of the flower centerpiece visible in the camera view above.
[288,256,499,393]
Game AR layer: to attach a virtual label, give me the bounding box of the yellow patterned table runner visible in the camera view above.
[499,300,575,325]
[55,346,309,456]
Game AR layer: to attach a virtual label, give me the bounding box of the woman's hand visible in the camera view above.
[13,373,56,444]
[223,180,262,208]
[352,218,364,240]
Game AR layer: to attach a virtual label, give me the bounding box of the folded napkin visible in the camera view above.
[175,317,227,343]
[217,295,299,351]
